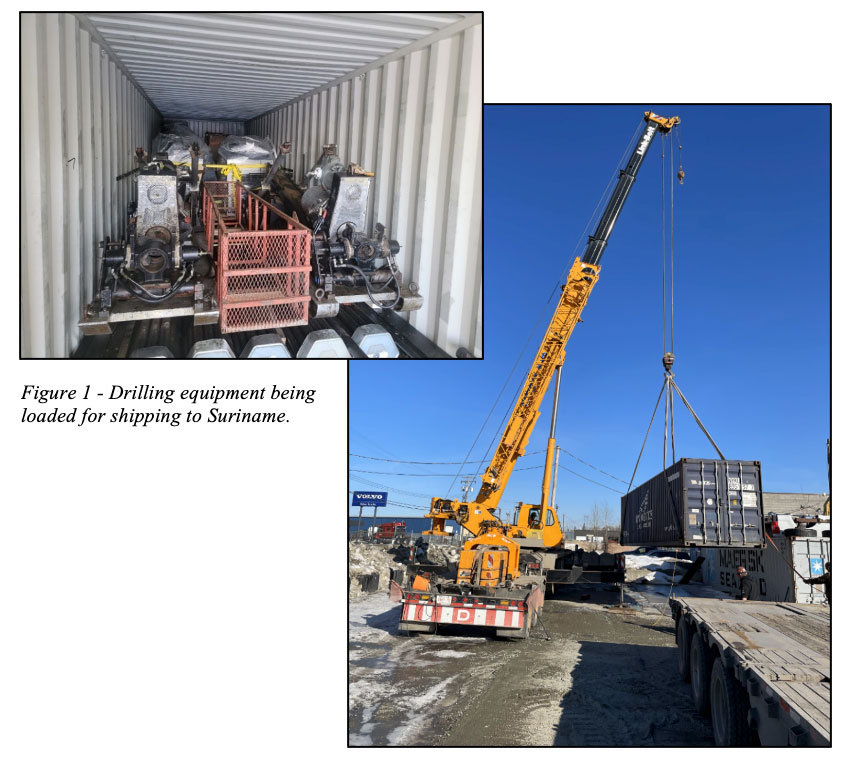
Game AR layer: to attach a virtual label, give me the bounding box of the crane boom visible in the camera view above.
[475,257,600,509]
[425,111,678,546]
[475,112,679,510]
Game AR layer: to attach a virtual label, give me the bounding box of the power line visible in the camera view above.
[350,448,627,486]
[557,462,625,494]
[350,475,435,500]
[350,450,546,465]
[561,450,629,485]
[350,465,544,477]
[347,491,426,512]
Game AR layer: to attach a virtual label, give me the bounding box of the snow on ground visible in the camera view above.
[384,676,460,744]
[624,554,690,585]
[348,542,406,598]
[348,592,400,648]
[429,649,474,658]
[349,592,480,745]
[348,540,461,599]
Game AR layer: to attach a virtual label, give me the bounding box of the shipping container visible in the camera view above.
[700,513,830,603]
[621,458,764,548]
[20,12,483,358]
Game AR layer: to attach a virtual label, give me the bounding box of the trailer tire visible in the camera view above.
[709,657,751,746]
[690,633,711,714]
[676,616,692,682]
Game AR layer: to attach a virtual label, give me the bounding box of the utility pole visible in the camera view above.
[461,475,476,501]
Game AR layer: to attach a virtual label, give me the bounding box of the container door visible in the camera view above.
[682,460,721,544]
[719,461,763,547]
[793,537,830,604]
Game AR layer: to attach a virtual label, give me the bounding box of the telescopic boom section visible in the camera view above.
[582,111,679,266]
[475,258,600,511]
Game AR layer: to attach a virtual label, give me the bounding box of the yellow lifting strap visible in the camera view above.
[171,162,272,183]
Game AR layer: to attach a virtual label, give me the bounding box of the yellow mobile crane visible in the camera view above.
[394,112,680,637]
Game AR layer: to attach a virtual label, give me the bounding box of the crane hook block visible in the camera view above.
[663,352,675,372]
[678,169,685,185]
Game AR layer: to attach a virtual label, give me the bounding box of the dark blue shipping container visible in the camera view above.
[621,458,764,548]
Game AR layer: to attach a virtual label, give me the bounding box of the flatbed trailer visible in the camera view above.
[670,597,829,746]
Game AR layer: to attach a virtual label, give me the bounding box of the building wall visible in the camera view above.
[21,12,161,357]
[247,21,483,357]
[763,492,828,516]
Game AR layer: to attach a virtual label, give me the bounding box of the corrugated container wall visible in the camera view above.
[166,119,246,138]
[247,22,483,358]
[21,12,160,358]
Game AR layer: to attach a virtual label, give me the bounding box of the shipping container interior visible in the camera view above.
[20,12,483,358]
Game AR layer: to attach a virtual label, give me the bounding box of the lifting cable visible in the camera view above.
[626,125,726,493]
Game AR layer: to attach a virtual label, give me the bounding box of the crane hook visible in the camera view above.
[677,168,685,185]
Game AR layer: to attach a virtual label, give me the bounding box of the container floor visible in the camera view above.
[73,303,451,359]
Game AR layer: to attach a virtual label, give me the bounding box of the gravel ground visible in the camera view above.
[348,583,718,746]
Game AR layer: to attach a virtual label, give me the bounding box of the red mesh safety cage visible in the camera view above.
[202,182,311,333]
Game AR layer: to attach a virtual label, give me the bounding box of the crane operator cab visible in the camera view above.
[513,504,563,548]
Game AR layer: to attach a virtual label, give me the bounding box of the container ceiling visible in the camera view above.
[79,12,471,121]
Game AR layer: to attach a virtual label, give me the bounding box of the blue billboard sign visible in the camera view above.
[352,491,388,508]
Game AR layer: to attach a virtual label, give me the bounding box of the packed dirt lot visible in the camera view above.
[348,544,722,747]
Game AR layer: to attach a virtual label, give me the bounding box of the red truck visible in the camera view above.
[372,522,406,542]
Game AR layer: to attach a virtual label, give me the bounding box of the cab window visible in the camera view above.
[546,510,555,526]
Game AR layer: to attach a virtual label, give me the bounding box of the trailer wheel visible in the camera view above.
[709,657,751,746]
[676,616,692,682]
[690,634,711,714]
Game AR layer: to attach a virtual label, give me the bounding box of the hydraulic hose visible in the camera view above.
[336,263,401,310]
[117,265,192,303]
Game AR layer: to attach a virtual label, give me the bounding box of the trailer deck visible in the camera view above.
[670,597,829,746]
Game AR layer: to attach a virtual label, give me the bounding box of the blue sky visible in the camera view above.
[349,105,830,528]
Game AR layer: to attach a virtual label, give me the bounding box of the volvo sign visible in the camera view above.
[352,491,387,507]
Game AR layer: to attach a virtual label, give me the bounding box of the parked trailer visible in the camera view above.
[670,597,829,746]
